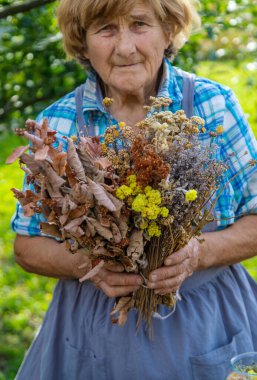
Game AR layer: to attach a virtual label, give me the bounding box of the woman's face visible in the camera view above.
[84,2,170,97]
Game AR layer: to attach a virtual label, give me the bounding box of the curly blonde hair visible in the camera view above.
[57,0,201,67]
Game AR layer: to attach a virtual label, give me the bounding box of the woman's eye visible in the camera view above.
[100,24,116,32]
[134,21,147,27]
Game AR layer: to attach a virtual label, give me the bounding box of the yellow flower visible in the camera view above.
[113,130,120,138]
[116,185,133,200]
[144,186,153,194]
[148,222,162,237]
[102,97,114,107]
[119,121,126,129]
[131,194,147,212]
[101,143,108,154]
[185,189,198,202]
[127,175,137,185]
[131,185,142,195]
[216,125,224,135]
[160,207,169,217]
[146,189,162,205]
[71,135,77,142]
[143,205,160,220]
[248,370,257,375]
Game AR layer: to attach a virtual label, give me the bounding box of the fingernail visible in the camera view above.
[137,278,143,285]
[150,274,157,281]
[165,259,172,265]
[147,282,155,289]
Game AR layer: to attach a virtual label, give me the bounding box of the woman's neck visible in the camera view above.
[100,66,163,126]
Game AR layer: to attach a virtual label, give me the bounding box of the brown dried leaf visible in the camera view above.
[6,145,30,164]
[59,214,69,226]
[40,118,49,139]
[87,177,116,212]
[47,210,57,223]
[79,137,102,158]
[86,217,113,241]
[111,297,134,326]
[127,230,144,259]
[34,145,49,161]
[66,137,86,182]
[64,225,85,238]
[20,153,41,174]
[52,152,67,176]
[94,157,112,170]
[23,131,44,149]
[105,192,124,218]
[40,222,62,239]
[62,195,77,214]
[22,202,36,217]
[85,219,96,237]
[69,205,89,220]
[65,164,78,187]
[116,214,129,238]
[25,119,41,133]
[40,161,66,197]
[79,260,104,282]
[63,216,85,231]
[71,183,93,205]
[111,222,122,244]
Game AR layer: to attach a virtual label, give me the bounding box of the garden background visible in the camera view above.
[0,0,256,378]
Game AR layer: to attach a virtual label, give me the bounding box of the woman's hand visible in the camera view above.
[147,238,200,295]
[91,263,143,298]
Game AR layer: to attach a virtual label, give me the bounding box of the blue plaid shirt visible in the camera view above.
[11,59,257,236]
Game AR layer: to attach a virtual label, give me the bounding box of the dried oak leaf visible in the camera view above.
[86,177,116,212]
[127,230,144,260]
[105,192,124,219]
[52,152,67,176]
[65,137,87,182]
[111,222,122,244]
[79,136,102,158]
[34,145,50,161]
[111,297,134,326]
[85,217,113,241]
[40,222,62,239]
[79,260,105,282]
[70,182,93,205]
[6,145,30,164]
[65,164,78,187]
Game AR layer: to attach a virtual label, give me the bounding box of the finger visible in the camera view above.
[164,238,199,266]
[147,274,185,290]
[104,262,124,272]
[149,259,191,282]
[98,269,143,287]
[164,247,189,266]
[99,282,140,298]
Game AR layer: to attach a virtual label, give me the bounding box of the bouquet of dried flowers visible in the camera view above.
[7,97,255,331]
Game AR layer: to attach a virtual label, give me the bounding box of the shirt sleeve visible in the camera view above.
[215,89,257,227]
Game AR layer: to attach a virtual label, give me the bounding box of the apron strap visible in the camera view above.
[75,84,88,135]
[181,72,195,118]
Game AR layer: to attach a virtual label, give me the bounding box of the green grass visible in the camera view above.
[0,134,56,379]
[196,61,257,135]
[0,60,257,379]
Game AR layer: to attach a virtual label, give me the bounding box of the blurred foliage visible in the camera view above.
[0,0,256,132]
[0,0,257,378]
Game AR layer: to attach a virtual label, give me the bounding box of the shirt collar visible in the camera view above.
[82,58,183,113]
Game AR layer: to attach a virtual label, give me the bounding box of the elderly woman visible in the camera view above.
[12,0,257,379]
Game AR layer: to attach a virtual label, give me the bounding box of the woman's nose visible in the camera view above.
[115,30,137,57]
